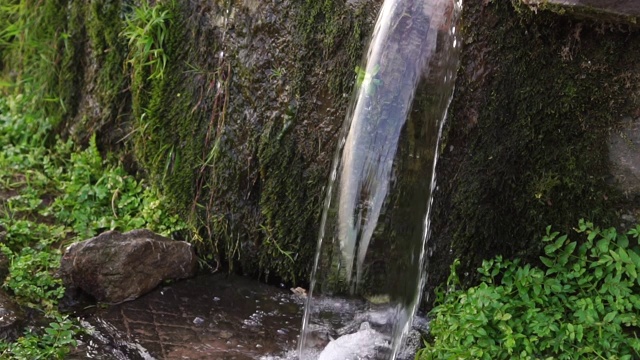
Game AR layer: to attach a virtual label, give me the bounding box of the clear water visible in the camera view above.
[299,0,463,358]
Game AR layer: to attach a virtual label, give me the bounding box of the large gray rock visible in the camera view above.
[59,229,198,303]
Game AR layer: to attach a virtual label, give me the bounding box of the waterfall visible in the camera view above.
[298,0,462,358]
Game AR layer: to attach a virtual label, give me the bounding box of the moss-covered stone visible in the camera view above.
[83,0,129,149]
[427,0,640,308]
[117,0,379,285]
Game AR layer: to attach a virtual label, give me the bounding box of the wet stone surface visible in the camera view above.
[69,274,304,360]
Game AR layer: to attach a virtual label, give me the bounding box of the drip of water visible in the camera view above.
[299,0,462,358]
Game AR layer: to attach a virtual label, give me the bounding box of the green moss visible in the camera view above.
[256,112,314,284]
[293,0,371,98]
[239,0,374,284]
[57,2,87,126]
[429,1,640,304]
[86,0,128,142]
[0,0,73,124]
[132,1,202,221]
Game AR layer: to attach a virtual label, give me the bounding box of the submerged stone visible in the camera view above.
[59,229,197,304]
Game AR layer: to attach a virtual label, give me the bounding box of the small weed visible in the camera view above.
[121,0,172,80]
[269,67,286,80]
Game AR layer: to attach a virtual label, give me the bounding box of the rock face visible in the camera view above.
[427,1,640,309]
[59,229,198,303]
[0,0,379,286]
[0,289,23,341]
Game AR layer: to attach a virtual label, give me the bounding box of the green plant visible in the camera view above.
[3,246,65,311]
[418,220,640,359]
[0,315,79,359]
[0,93,189,357]
[121,0,172,81]
[270,67,286,80]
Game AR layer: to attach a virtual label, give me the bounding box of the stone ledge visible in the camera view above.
[520,0,640,24]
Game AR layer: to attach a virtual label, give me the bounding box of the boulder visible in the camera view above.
[59,229,198,303]
[0,289,24,341]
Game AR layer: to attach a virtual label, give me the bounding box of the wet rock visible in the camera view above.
[318,322,388,360]
[0,289,24,341]
[59,229,197,303]
[609,118,640,196]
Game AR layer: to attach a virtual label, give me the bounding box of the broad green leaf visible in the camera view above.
[597,239,609,253]
[617,235,629,249]
[603,311,617,323]
[625,263,637,279]
[554,235,567,250]
[618,248,631,264]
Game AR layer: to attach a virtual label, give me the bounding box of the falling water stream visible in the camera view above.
[298,0,462,358]
[68,1,462,359]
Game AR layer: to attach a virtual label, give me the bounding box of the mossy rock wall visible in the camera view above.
[2,0,640,298]
[427,0,640,306]
[0,0,379,285]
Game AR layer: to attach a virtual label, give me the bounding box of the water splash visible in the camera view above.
[299,0,462,358]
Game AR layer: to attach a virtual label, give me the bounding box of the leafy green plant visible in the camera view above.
[4,246,64,311]
[418,220,640,359]
[121,0,172,80]
[0,92,189,357]
[0,316,79,359]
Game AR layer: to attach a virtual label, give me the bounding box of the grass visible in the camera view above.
[121,0,173,81]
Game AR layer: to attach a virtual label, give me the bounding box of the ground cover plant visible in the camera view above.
[418,220,640,359]
[0,94,187,358]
